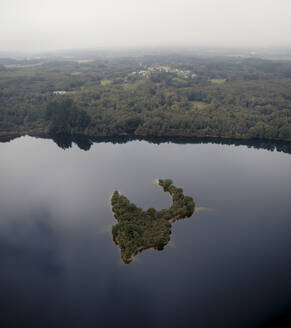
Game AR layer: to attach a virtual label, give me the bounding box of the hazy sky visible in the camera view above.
[0,0,290,52]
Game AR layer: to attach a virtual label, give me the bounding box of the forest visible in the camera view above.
[111,179,195,263]
[0,54,291,141]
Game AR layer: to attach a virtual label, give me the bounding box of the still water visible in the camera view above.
[0,136,291,328]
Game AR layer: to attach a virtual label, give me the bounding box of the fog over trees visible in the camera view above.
[0,0,291,52]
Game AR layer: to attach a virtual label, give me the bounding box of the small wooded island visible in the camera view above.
[111,179,195,263]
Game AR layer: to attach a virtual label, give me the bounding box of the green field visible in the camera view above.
[100,79,112,86]
[209,78,226,84]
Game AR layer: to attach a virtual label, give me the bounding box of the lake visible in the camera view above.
[1,136,291,327]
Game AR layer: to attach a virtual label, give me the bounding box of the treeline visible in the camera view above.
[0,55,290,141]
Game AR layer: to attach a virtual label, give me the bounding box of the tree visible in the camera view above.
[46,98,91,134]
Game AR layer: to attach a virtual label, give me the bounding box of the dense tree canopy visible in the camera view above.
[46,98,91,134]
[111,179,195,263]
[0,55,290,141]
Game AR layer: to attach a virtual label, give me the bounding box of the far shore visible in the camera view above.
[1,130,291,144]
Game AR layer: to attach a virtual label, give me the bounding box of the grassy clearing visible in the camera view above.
[172,77,186,83]
[74,59,94,64]
[101,79,112,86]
[191,101,208,110]
[209,78,226,84]
[0,70,37,78]
[122,80,145,90]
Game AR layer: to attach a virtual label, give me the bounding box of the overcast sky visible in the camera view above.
[0,0,290,52]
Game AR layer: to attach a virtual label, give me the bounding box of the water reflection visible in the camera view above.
[51,134,93,151]
[0,136,291,327]
[2,134,291,154]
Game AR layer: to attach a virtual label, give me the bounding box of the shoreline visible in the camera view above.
[1,131,291,144]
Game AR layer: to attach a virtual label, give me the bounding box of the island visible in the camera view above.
[111,179,195,263]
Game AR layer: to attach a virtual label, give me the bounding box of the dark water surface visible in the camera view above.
[1,136,291,328]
